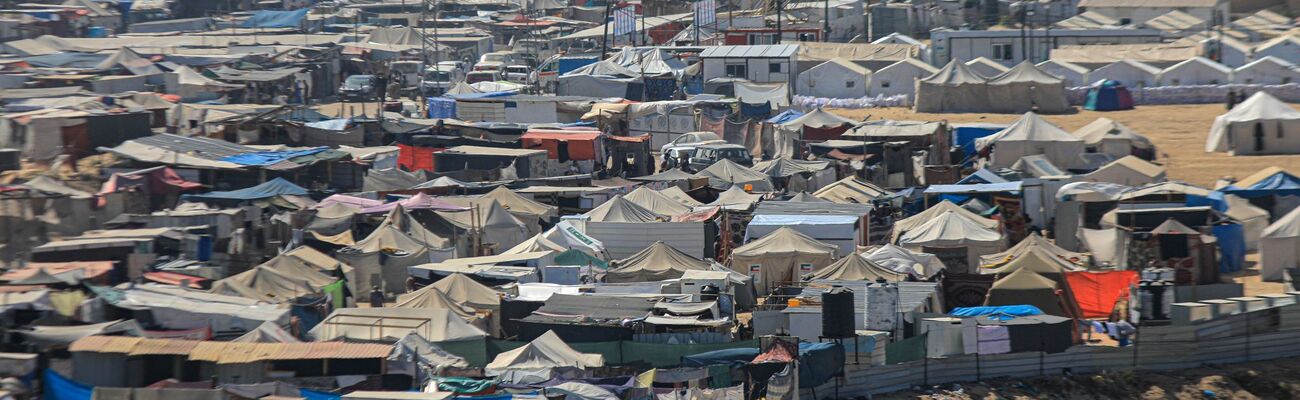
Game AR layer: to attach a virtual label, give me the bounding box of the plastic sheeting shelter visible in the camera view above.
[863,244,946,278]
[974,112,1086,169]
[1206,92,1300,155]
[183,178,307,203]
[728,227,837,295]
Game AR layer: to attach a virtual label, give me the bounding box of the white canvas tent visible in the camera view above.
[870,58,937,98]
[1206,91,1300,155]
[1036,60,1090,88]
[975,112,1086,169]
[897,210,1004,273]
[1073,118,1154,160]
[1232,56,1300,85]
[892,200,1000,243]
[862,244,946,278]
[1261,206,1300,281]
[1089,60,1161,88]
[623,186,693,216]
[965,57,1010,79]
[795,58,870,99]
[1159,57,1232,86]
[485,331,603,384]
[1082,156,1166,186]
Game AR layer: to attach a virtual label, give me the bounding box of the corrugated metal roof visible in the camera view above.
[70,336,141,353]
[127,338,201,356]
[699,44,799,59]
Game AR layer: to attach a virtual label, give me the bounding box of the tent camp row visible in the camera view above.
[915,61,1072,114]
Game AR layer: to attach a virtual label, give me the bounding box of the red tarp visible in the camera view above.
[521,130,602,161]
[142,271,209,289]
[98,166,203,206]
[398,144,440,171]
[1065,270,1139,319]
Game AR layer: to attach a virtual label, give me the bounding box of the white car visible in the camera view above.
[503,65,532,84]
[660,131,724,154]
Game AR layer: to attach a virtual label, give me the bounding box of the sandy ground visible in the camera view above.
[829,104,1300,188]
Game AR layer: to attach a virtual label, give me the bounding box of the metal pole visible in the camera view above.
[823,0,830,42]
[775,0,782,43]
[601,1,613,59]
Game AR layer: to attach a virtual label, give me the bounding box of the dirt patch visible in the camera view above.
[828,104,1300,188]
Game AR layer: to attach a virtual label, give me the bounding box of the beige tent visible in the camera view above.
[914,60,988,113]
[395,284,489,330]
[813,177,893,204]
[336,205,448,294]
[210,265,325,303]
[1082,156,1166,186]
[437,199,531,253]
[805,254,907,282]
[1261,207,1300,281]
[583,195,664,223]
[861,244,946,278]
[892,201,999,243]
[607,241,712,283]
[1072,118,1154,160]
[429,273,501,311]
[658,186,703,207]
[282,246,356,295]
[974,112,1086,169]
[708,186,764,211]
[310,307,488,343]
[983,268,1071,317]
[729,227,837,294]
[898,210,1004,273]
[623,187,693,216]
[1206,91,1300,155]
[696,159,774,192]
[984,61,1072,114]
[979,232,1089,271]
[485,330,604,383]
[480,186,558,222]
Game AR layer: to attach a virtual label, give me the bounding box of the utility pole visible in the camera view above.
[823,0,830,42]
[775,0,782,44]
[601,0,613,59]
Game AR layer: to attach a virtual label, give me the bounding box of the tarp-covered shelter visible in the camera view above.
[975,112,1086,169]
[898,210,1004,273]
[1206,92,1300,155]
[708,186,764,211]
[429,273,501,314]
[607,241,713,283]
[484,330,604,384]
[480,186,558,223]
[729,227,838,294]
[437,199,532,253]
[211,256,341,304]
[659,186,704,207]
[393,285,488,330]
[1261,206,1300,281]
[813,177,893,204]
[805,253,907,282]
[862,244,946,278]
[774,108,859,157]
[183,178,308,204]
[310,307,488,345]
[696,159,774,192]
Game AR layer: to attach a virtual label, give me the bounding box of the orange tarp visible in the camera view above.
[1065,270,1139,319]
[521,130,602,161]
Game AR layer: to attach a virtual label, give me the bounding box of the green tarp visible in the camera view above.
[322,280,345,309]
[553,249,609,269]
[885,333,928,365]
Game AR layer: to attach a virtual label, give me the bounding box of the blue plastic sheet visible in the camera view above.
[796,342,845,388]
[950,305,1044,320]
[221,147,327,166]
[681,348,760,368]
[427,97,457,119]
[44,369,92,400]
[183,177,308,202]
[765,109,804,124]
[1221,172,1300,199]
[1213,223,1246,274]
[242,8,310,28]
[300,389,341,400]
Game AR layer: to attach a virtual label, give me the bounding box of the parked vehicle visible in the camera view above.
[421,66,460,96]
[661,146,696,171]
[660,131,723,154]
[466,70,501,84]
[475,51,521,72]
[688,143,753,171]
[339,75,377,101]
[503,65,532,84]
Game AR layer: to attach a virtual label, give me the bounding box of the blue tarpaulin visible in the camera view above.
[766,109,804,124]
[1185,190,1230,212]
[221,147,327,166]
[428,97,457,119]
[1213,223,1246,273]
[680,343,843,389]
[183,177,308,202]
[447,91,517,100]
[242,8,310,28]
[952,124,1005,158]
[1221,172,1300,198]
[300,389,341,400]
[44,369,92,400]
[950,305,1044,321]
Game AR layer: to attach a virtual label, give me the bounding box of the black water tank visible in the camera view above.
[822,285,855,338]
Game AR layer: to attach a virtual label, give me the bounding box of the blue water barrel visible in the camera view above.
[196,235,213,261]
[86,27,109,38]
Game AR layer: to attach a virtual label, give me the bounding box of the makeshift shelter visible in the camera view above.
[708,185,764,211]
[1083,80,1136,111]
[659,186,703,207]
[336,205,450,294]
[983,268,1072,317]
[387,332,469,380]
[623,186,693,216]
[231,321,300,343]
[361,193,469,214]
[975,112,1086,169]
[169,65,241,101]
[1083,156,1166,186]
[429,273,501,314]
[1159,57,1232,86]
[310,308,488,358]
[892,201,1000,243]
[183,178,308,204]
[1088,60,1161,88]
[979,233,1089,271]
[795,58,870,99]
[1261,206,1300,281]
[582,195,665,223]
[914,60,988,113]
[520,130,605,162]
[862,244,946,278]
[695,159,775,192]
[1065,270,1139,319]
[729,227,838,295]
[437,199,531,253]
[1073,118,1152,159]
[984,61,1072,114]
[481,186,558,223]
[805,253,907,282]
[813,177,893,204]
[774,108,859,157]
[211,257,341,304]
[607,241,713,283]
[1206,92,1300,155]
[898,210,1004,273]
[394,285,488,330]
[484,330,604,384]
[752,158,834,193]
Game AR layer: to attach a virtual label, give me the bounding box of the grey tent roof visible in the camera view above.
[623,186,693,216]
[583,195,664,223]
[232,321,301,343]
[658,186,703,207]
[920,60,987,85]
[1072,118,1154,148]
[95,47,162,75]
[388,332,469,372]
[696,159,774,191]
[788,192,829,202]
[752,159,830,178]
[631,168,697,183]
[480,186,558,220]
[987,61,1064,85]
[608,241,713,283]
